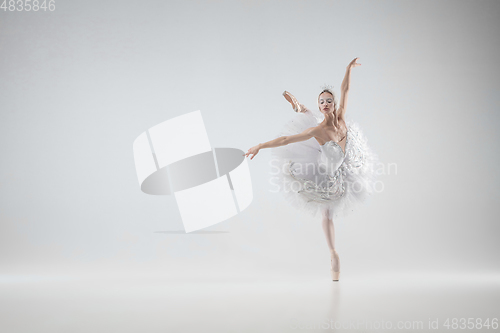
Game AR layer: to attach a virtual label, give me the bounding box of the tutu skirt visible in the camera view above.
[269,110,379,220]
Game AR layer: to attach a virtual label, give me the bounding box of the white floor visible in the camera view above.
[0,271,499,332]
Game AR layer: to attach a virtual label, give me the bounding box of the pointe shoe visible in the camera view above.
[330,249,340,281]
[283,91,306,113]
[331,268,340,281]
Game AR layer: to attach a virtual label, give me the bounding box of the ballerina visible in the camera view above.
[244,58,378,281]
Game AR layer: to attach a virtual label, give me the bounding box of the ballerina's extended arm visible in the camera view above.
[244,127,316,160]
[338,57,361,119]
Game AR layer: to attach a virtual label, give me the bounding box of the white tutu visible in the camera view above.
[269,108,379,220]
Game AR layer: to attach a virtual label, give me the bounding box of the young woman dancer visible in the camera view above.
[244,58,379,281]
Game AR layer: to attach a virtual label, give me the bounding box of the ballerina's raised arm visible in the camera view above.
[338,57,361,120]
[244,126,318,160]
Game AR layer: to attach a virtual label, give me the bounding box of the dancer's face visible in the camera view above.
[318,92,334,114]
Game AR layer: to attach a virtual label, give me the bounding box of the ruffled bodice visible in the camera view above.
[320,139,347,174]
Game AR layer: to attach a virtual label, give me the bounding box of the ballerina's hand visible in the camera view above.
[244,145,260,160]
[347,57,361,69]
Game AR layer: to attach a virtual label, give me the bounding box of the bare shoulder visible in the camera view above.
[309,125,322,136]
[308,125,325,144]
[300,126,319,138]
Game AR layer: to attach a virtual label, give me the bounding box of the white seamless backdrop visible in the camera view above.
[0,0,499,279]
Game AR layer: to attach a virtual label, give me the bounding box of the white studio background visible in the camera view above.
[0,0,499,280]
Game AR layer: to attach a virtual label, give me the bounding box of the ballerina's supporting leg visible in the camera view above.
[321,208,340,274]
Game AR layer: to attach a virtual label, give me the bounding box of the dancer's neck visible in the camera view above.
[321,113,337,127]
